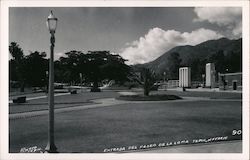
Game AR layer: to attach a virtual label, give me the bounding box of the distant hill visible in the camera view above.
[134,37,242,80]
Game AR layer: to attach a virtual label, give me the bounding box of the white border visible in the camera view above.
[1,1,249,160]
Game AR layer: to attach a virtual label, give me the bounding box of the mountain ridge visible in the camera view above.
[134,37,242,80]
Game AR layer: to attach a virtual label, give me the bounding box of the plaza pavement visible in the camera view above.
[164,87,242,93]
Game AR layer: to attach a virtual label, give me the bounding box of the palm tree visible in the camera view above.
[142,68,155,96]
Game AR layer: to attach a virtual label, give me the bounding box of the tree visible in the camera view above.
[57,50,82,84]
[167,52,182,79]
[100,54,131,85]
[9,60,18,81]
[83,51,106,91]
[54,50,131,91]
[188,58,207,81]
[24,51,48,87]
[141,68,155,96]
[9,42,26,92]
[209,50,226,73]
[226,51,241,72]
[9,42,49,90]
[9,42,24,61]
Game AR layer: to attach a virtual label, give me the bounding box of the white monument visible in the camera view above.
[205,63,216,88]
[179,67,191,87]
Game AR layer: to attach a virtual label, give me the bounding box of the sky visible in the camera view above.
[9,7,242,64]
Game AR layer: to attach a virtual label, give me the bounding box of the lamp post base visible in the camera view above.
[45,143,58,153]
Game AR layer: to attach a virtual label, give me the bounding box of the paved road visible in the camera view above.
[9,91,120,114]
[9,93,70,104]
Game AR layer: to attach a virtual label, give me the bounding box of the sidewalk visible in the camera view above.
[162,87,242,93]
[9,92,70,104]
[138,140,242,153]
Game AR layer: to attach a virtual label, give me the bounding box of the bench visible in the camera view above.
[13,96,26,104]
[70,90,77,94]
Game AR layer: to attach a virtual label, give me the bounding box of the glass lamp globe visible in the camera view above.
[47,11,58,33]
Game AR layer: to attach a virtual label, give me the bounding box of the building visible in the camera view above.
[179,67,191,88]
[218,72,242,90]
[205,63,216,88]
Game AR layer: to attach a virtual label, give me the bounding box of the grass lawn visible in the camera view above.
[9,99,242,153]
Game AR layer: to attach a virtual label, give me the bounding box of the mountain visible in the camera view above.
[135,37,242,80]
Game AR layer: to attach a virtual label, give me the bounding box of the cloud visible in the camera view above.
[54,52,66,60]
[194,7,242,37]
[119,27,223,64]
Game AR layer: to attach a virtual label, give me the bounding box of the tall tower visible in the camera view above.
[205,63,216,88]
[179,67,191,87]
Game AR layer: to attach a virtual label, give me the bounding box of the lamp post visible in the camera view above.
[46,71,49,93]
[202,74,205,87]
[163,72,166,83]
[163,72,166,91]
[45,10,58,153]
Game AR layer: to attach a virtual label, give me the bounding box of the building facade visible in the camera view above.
[218,72,242,90]
[205,63,216,88]
[179,67,191,87]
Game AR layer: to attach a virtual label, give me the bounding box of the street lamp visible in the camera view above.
[45,10,58,153]
[163,72,166,91]
[202,74,205,87]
